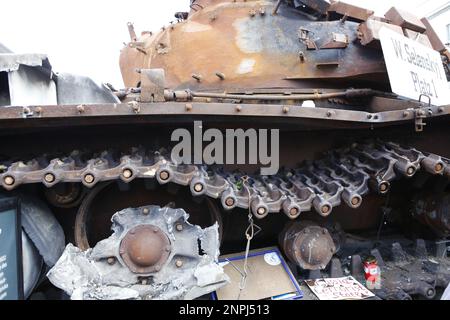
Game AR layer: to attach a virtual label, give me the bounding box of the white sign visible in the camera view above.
[305,276,375,300]
[379,27,450,106]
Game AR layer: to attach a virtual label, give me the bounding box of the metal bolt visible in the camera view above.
[154,265,161,272]
[259,8,266,16]
[44,173,55,183]
[290,207,299,216]
[194,183,204,192]
[257,207,267,216]
[438,107,444,113]
[185,103,193,111]
[322,205,330,215]
[77,104,85,114]
[435,163,444,173]
[191,74,202,82]
[351,197,360,206]
[403,111,409,117]
[299,51,305,62]
[128,101,140,113]
[84,174,95,184]
[107,257,116,265]
[249,9,256,17]
[225,197,235,207]
[142,208,150,215]
[282,106,289,114]
[176,224,183,232]
[23,107,31,115]
[122,168,133,179]
[379,183,388,192]
[326,111,333,118]
[159,170,170,181]
[176,260,183,268]
[141,278,148,285]
[35,106,42,114]
[3,176,15,186]
[236,105,242,112]
[215,72,226,80]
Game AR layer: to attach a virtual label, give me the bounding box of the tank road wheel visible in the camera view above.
[74,180,223,250]
[50,204,229,300]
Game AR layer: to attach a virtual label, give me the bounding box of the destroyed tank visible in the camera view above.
[1,0,450,300]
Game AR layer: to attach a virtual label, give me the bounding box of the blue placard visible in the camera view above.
[0,198,23,300]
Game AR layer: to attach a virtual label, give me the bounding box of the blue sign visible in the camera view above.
[0,197,23,300]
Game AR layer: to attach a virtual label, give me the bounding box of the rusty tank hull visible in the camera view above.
[1,0,450,300]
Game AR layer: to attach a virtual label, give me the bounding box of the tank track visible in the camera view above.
[1,140,449,220]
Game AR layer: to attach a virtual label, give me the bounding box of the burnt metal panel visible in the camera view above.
[8,65,57,107]
[55,73,119,105]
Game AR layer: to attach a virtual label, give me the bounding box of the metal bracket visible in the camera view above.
[415,94,431,132]
[139,69,166,103]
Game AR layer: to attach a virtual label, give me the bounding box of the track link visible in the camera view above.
[1,140,449,219]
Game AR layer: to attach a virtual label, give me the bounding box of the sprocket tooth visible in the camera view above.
[330,258,344,278]
[392,242,408,264]
[435,241,448,259]
[350,255,363,279]
[415,239,428,259]
[370,248,385,267]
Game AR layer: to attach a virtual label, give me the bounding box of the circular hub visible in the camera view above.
[120,224,171,274]
[291,226,336,270]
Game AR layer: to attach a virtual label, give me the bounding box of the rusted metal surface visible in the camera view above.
[48,206,229,300]
[384,7,427,33]
[368,96,422,113]
[119,0,387,91]
[1,1,450,301]
[357,18,403,48]
[139,69,166,102]
[327,1,374,22]
[0,101,448,131]
[120,224,171,274]
[280,220,336,270]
